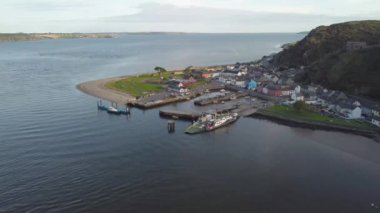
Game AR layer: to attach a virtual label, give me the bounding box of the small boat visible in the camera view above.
[185,112,239,134]
[97,100,130,115]
[107,106,121,114]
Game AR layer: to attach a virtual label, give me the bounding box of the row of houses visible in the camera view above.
[172,61,380,128]
[296,89,380,126]
[255,53,380,127]
[188,62,301,94]
[258,84,298,97]
[188,63,258,89]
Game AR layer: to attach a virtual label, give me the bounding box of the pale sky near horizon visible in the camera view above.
[0,0,379,33]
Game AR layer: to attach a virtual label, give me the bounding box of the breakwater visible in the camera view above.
[252,111,380,142]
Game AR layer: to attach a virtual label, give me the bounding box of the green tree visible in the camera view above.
[293,101,307,112]
[154,66,167,77]
[184,66,193,77]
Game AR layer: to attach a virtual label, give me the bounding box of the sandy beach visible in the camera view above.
[76,76,136,105]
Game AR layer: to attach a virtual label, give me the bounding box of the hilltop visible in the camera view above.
[274,20,380,100]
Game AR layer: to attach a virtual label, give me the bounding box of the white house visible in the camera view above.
[167,79,188,94]
[227,65,235,70]
[235,80,247,88]
[294,85,301,94]
[281,89,292,96]
[291,93,304,101]
[372,117,380,127]
[212,72,220,78]
[343,106,362,119]
[168,86,188,94]
[220,70,242,78]
[262,87,269,95]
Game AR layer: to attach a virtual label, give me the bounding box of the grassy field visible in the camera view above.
[105,72,183,97]
[262,105,375,130]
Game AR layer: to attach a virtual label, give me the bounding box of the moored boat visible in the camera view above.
[107,106,121,114]
[185,112,239,134]
[97,100,130,115]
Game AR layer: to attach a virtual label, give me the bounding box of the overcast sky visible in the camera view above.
[1,0,379,33]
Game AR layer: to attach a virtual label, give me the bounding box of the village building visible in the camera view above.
[261,84,295,97]
[248,71,263,80]
[328,102,362,119]
[263,73,279,84]
[372,116,380,127]
[234,80,247,88]
[278,76,294,86]
[317,90,362,118]
[291,93,304,102]
[294,85,301,94]
[167,79,191,94]
[221,69,244,77]
[305,96,320,105]
[344,105,362,119]
[191,70,212,79]
[320,91,349,104]
[247,80,257,90]
[347,95,380,117]
[364,103,379,117]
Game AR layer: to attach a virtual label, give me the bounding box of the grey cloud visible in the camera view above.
[99,3,360,32]
[4,0,89,11]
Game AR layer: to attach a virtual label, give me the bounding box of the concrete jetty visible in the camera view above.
[132,96,190,109]
[159,110,201,120]
[233,107,258,117]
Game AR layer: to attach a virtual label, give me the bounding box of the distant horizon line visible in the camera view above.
[0,31,309,34]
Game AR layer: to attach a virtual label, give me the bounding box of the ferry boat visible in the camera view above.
[185,112,239,134]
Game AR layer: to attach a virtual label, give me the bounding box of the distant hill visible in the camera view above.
[0,33,114,42]
[274,20,380,100]
[297,31,309,35]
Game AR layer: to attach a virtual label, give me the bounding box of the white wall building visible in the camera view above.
[372,117,380,127]
[345,107,362,119]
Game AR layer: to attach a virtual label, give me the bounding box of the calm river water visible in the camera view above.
[0,34,379,212]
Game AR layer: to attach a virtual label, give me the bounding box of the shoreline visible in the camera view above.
[252,111,380,142]
[76,76,136,105]
[76,67,223,105]
[76,69,380,141]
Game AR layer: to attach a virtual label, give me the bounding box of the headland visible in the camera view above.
[77,20,380,140]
